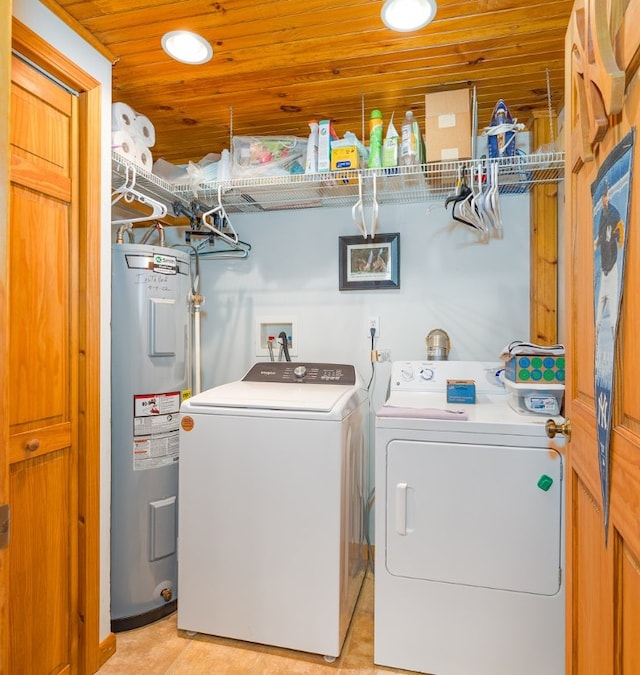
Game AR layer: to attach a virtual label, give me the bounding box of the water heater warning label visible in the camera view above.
[133,392,181,470]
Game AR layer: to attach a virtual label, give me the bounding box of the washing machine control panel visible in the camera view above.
[391,361,504,394]
[243,361,356,385]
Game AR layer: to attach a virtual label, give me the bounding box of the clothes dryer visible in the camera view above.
[178,362,368,660]
[375,360,565,675]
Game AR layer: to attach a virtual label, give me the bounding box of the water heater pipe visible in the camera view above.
[140,221,166,247]
[115,224,135,244]
[171,243,202,395]
[191,293,204,394]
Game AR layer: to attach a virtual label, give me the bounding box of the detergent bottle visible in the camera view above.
[382,113,399,167]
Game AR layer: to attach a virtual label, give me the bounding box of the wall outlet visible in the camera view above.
[368,316,380,338]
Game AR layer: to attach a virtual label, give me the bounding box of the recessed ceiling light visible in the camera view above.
[161,30,213,65]
[381,0,437,32]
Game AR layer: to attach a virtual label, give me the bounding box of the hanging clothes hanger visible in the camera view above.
[111,163,136,206]
[446,165,477,230]
[445,164,477,230]
[444,164,471,210]
[352,172,367,238]
[488,161,503,239]
[112,162,168,226]
[469,163,490,242]
[369,173,379,239]
[194,238,251,259]
[112,190,167,228]
[197,186,251,255]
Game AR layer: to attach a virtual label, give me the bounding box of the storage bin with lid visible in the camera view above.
[502,378,564,416]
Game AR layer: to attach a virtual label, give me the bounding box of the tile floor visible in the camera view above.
[97,572,414,674]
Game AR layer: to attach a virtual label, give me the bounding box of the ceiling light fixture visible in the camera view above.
[381,0,437,32]
[161,30,213,65]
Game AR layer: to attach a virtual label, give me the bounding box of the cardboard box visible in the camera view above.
[504,355,566,385]
[317,120,336,172]
[424,88,472,162]
[330,145,359,170]
[446,379,476,404]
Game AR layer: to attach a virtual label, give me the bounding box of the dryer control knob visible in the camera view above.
[400,367,414,381]
[293,365,307,379]
[419,367,434,380]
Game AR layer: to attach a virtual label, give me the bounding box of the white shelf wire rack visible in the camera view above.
[113,151,565,216]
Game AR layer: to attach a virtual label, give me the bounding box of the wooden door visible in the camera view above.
[1,21,104,674]
[565,0,640,672]
[7,52,80,674]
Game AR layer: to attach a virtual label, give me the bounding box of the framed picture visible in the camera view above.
[338,233,400,291]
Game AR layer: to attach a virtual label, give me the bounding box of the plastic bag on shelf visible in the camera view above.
[153,152,221,184]
[231,136,307,178]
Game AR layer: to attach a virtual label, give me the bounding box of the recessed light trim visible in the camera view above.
[381,0,437,32]
[161,30,213,65]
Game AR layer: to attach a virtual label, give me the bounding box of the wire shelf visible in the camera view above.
[113,151,565,216]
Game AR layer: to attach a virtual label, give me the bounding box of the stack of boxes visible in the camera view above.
[502,354,565,416]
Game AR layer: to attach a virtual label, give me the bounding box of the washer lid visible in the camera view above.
[186,380,359,413]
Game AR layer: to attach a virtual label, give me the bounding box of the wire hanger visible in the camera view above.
[199,185,250,254]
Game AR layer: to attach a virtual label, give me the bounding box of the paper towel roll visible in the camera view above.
[111,102,137,132]
[133,114,156,148]
[135,139,153,171]
[112,130,137,161]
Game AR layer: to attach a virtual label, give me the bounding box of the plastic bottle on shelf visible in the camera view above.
[400,110,418,166]
[219,148,231,181]
[367,109,384,169]
[382,113,399,168]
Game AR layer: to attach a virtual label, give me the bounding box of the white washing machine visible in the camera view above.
[178,361,368,660]
[374,360,565,675]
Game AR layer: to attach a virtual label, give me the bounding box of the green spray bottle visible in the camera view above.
[368,109,383,169]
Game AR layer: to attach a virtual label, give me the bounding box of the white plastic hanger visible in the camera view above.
[352,173,367,238]
[369,173,379,239]
[112,164,168,226]
[485,161,503,239]
[200,184,243,249]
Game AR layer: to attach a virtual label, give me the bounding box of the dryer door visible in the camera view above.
[385,439,563,595]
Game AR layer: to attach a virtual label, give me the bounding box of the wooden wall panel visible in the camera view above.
[529,109,559,345]
[572,477,611,675]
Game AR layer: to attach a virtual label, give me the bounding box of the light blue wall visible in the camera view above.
[170,196,530,400]
[162,196,532,543]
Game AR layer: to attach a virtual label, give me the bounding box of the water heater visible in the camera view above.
[111,242,191,631]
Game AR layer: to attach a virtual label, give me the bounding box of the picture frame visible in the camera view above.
[338,233,400,291]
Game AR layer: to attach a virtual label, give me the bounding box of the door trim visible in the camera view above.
[0,1,10,671]
[1,18,103,675]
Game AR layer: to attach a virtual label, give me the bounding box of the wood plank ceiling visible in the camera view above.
[55,0,572,165]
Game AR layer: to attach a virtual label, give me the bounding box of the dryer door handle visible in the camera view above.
[395,482,408,535]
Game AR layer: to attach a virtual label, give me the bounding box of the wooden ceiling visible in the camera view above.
[53,0,572,165]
